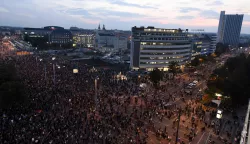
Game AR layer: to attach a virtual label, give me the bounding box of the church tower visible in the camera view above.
[98,24,101,30]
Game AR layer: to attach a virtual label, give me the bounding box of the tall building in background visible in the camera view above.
[130,26,191,71]
[217,11,244,47]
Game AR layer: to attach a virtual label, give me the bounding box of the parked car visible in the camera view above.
[193,80,198,84]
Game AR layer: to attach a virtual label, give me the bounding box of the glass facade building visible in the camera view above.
[217,11,244,46]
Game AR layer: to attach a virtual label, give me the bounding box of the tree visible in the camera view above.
[149,68,163,87]
[0,81,26,108]
[169,61,180,76]
[191,57,200,66]
[0,62,26,109]
[207,53,250,108]
[215,42,228,56]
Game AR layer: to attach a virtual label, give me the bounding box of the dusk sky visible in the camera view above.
[1,0,250,33]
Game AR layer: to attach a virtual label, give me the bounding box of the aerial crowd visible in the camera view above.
[0,54,242,144]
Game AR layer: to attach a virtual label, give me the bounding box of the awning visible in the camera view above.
[211,100,221,107]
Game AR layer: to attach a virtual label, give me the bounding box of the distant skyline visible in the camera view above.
[1,0,250,33]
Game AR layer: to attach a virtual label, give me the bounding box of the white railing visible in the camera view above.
[140,53,190,58]
[141,49,190,53]
[142,44,191,49]
[240,99,250,144]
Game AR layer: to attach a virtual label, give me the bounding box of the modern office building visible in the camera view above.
[208,34,217,54]
[130,26,191,71]
[49,28,72,44]
[23,26,73,48]
[217,11,244,46]
[191,34,211,58]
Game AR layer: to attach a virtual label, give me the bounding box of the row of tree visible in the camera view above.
[189,54,216,67]
[149,61,180,87]
[207,53,250,107]
[0,61,26,109]
[215,42,229,56]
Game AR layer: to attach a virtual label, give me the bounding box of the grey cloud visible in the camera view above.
[200,10,219,19]
[209,0,224,5]
[98,10,143,17]
[179,7,201,13]
[112,1,157,9]
[176,16,195,19]
[65,8,89,16]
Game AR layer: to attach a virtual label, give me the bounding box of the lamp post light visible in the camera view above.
[36,56,38,67]
[39,58,47,81]
[94,76,99,107]
[44,64,47,81]
[52,57,56,85]
[175,109,181,144]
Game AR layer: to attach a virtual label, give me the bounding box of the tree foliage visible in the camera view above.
[207,53,250,107]
[0,62,26,109]
[191,55,215,67]
[168,61,180,76]
[191,57,200,66]
[149,68,163,87]
[215,42,229,56]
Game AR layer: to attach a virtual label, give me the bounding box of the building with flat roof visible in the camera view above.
[217,11,244,47]
[208,34,217,54]
[190,34,212,58]
[23,26,73,49]
[130,26,191,71]
[95,24,128,53]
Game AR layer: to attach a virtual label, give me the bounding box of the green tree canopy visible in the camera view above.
[168,61,180,76]
[207,53,250,107]
[149,68,163,87]
[191,57,200,66]
[0,62,26,109]
[215,42,229,56]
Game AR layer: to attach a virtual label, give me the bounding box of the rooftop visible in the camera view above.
[132,26,188,33]
[98,33,115,36]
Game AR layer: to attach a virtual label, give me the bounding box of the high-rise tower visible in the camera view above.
[217,11,244,46]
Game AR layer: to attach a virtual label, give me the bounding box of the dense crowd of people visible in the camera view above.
[0,53,243,144]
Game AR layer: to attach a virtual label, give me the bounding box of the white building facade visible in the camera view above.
[130,26,191,71]
[95,30,127,53]
[209,35,217,53]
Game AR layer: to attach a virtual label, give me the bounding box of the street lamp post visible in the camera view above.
[44,63,47,80]
[94,76,99,107]
[39,58,47,80]
[175,109,181,144]
[52,57,56,86]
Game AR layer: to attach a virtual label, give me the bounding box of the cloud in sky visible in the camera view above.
[179,7,201,13]
[209,0,224,6]
[0,0,250,33]
[0,7,9,13]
